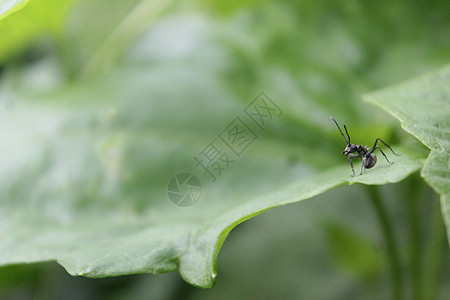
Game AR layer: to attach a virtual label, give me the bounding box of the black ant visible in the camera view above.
[330,116,400,176]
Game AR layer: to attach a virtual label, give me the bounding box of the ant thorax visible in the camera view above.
[357,145,370,154]
[342,143,369,155]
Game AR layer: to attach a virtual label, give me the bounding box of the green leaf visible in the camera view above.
[0,0,73,63]
[1,0,446,289]
[364,65,450,244]
[0,59,425,287]
[60,0,174,75]
[0,0,29,21]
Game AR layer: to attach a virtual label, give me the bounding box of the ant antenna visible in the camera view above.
[343,125,351,144]
[330,116,349,145]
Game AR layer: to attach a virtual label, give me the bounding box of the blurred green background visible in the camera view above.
[0,0,449,299]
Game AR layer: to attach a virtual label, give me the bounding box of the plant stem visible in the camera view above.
[421,192,446,299]
[366,185,403,300]
[403,176,423,300]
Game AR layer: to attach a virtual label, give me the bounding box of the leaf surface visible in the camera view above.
[0,0,29,20]
[0,0,73,63]
[1,0,447,288]
[0,63,425,287]
[364,65,450,244]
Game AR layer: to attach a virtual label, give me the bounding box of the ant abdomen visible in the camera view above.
[363,153,377,169]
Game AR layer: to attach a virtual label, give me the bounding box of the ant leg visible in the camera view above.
[360,160,364,175]
[373,146,393,164]
[347,154,359,177]
[370,137,401,156]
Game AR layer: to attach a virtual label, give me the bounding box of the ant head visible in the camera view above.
[330,116,351,145]
[342,144,357,155]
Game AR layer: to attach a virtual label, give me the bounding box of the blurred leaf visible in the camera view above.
[0,0,74,63]
[0,264,39,289]
[194,0,257,16]
[364,65,450,244]
[60,0,174,75]
[0,0,29,21]
[321,221,381,279]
